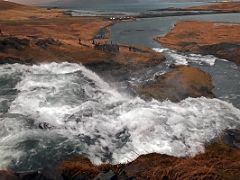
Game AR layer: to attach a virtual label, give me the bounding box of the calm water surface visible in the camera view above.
[110,13,240,47]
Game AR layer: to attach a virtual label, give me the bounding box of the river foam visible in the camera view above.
[0,62,240,169]
[153,48,219,66]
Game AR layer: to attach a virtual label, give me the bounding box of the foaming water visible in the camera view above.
[153,48,218,66]
[151,48,240,109]
[0,62,240,170]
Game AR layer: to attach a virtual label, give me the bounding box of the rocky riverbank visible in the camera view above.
[156,20,240,65]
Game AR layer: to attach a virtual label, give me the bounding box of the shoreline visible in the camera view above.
[155,20,240,65]
[135,10,240,19]
[65,2,240,20]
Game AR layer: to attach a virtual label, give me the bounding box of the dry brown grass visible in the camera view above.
[59,156,100,179]
[188,2,240,12]
[0,0,63,21]
[157,21,240,65]
[58,141,240,180]
[137,65,214,102]
[123,142,240,180]
[158,21,240,49]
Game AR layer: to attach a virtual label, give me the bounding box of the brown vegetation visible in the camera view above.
[0,0,165,67]
[0,0,63,21]
[157,21,240,65]
[137,65,215,102]
[124,141,240,180]
[188,2,240,12]
[56,139,240,180]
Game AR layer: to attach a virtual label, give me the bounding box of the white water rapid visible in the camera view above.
[0,62,240,170]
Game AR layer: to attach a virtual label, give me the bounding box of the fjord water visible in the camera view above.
[55,1,208,13]
[0,63,240,170]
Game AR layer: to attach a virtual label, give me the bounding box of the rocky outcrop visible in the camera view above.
[0,169,63,180]
[0,37,164,70]
[137,65,215,102]
[157,21,240,65]
[35,38,62,49]
[221,129,240,149]
[0,37,30,51]
[0,170,18,180]
[94,44,119,53]
[0,56,33,65]
[200,43,240,65]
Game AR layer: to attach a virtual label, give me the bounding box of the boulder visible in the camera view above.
[137,65,215,102]
[0,170,19,180]
[221,129,240,148]
[200,43,240,65]
[94,44,120,53]
[35,38,62,49]
[0,56,33,65]
[0,37,30,52]
[16,168,63,180]
[93,170,117,180]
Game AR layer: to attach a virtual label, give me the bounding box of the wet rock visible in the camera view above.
[123,153,178,179]
[137,65,215,102]
[16,168,63,180]
[94,44,119,53]
[35,38,62,49]
[200,43,240,65]
[117,172,130,180]
[0,56,33,65]
[93,170,117,180]
[221,129,240,148]
[0,170,19,180]
[38,122,54,130]
[0,37,30,51]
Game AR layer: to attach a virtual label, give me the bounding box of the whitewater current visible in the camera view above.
[0,62,240,170]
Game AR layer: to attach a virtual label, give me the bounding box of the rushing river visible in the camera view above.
[1,4,240,171]
[0,63,240,171]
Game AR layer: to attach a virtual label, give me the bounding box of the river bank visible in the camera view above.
[66,2,240,20]
[0,0,165,66]
[156,20,240,65]
[136,1,240,19]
